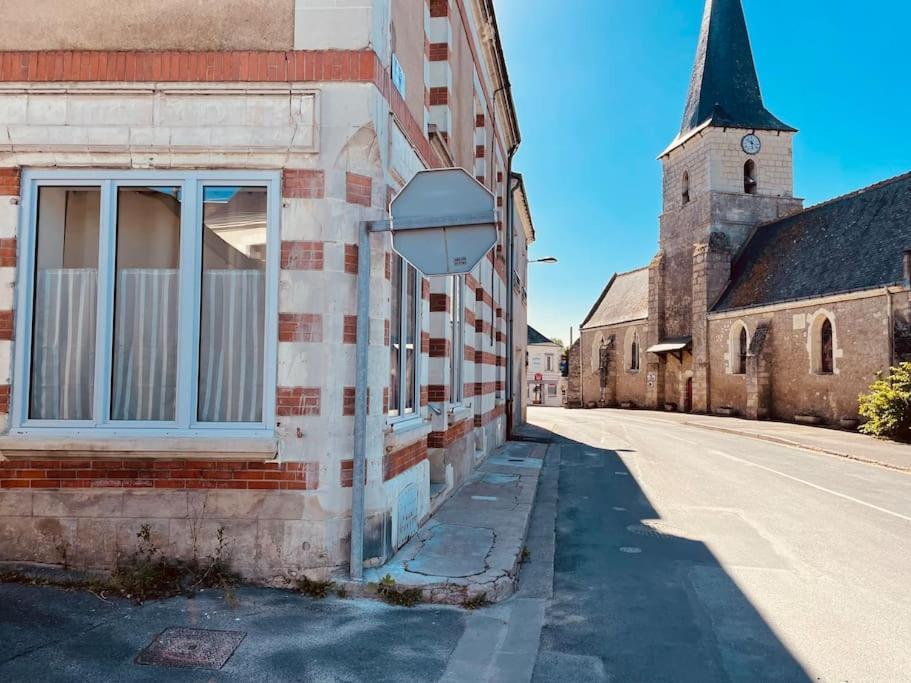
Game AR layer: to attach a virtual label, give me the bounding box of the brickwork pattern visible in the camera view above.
[0,459,319,491]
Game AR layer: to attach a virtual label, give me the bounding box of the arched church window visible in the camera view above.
[738,326,748,375]
[820,318,834,374]
[744,160,757,195]
[629,331,640,371]
[682,171,691,205]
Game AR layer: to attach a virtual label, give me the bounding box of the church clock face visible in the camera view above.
[742,133,762,155]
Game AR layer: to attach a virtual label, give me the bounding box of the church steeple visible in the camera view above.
[678,0,794,141]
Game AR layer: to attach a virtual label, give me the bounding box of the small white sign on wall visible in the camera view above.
[392,54,406,98]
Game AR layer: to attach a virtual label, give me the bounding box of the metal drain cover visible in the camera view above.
[136,628,246,670]
[626,520,686,539]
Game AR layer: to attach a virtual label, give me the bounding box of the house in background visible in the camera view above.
[0,0,534,582]
[527,326,564,407]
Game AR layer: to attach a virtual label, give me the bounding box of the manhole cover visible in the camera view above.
[626,520,685,539]
[136,628,246,670]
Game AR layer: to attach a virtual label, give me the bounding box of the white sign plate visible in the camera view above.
[390,168,497,276]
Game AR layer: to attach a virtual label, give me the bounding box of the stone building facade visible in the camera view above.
[570,0,910,425]
[0,0,535,582]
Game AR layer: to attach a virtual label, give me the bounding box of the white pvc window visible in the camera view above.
[388,254,421,418]
[12,170,280,436]
[450,275,464,404]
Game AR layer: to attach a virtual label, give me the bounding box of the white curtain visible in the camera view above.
[31,268,265,423]
[197,269,265,423]
[30,269,97,420]
[111,269,179,421]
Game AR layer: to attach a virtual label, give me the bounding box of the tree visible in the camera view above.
[550,338,566,350]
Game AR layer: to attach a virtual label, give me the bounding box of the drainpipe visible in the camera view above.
[350,222,374,581]
[505,165,518,435]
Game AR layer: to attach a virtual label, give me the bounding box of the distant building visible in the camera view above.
[527,326,565,407]
[568,0,910,423]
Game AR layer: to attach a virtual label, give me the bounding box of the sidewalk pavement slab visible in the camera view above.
[581,407,911,472]
[355,439,547,605]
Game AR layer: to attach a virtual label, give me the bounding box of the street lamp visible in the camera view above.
[530,256,558,264]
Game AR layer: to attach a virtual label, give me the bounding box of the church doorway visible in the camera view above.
[684,377,693,413]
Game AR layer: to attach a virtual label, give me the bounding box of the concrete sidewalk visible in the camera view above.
[359,438,548,605]
[598,408,911,472]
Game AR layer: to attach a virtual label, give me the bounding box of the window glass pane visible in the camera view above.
[450,275,462,403]
[111,187,181,421]
[404,264,417,414]
[198,187,267,423]
[389,255,402,416]
[30,187,101,420]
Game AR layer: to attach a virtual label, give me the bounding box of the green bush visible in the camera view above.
[858,363,911,441]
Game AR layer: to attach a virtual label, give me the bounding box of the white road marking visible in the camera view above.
[619,547,642,554]
[709,449,911,524]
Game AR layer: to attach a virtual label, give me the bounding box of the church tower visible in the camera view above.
[647,0,803,411]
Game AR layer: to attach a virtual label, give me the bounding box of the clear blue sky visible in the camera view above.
[496,0,911,344]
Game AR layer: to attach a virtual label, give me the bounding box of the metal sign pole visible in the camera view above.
[349,221,373,581]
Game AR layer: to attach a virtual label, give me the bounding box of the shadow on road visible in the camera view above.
[530,425,811,683]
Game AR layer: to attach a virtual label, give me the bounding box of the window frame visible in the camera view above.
[449,274,465,405]
[387,254,422,424]
[11,169,281,438]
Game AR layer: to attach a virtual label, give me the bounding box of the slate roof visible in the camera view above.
[714,171,911,312]
[528,325,555,346]
[582,267,650,330]
[671,0,794,151]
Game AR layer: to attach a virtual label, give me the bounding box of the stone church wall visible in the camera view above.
[577,323,649,408]
[707,290,898,423]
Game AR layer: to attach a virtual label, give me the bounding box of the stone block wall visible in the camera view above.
[707,290,896,423]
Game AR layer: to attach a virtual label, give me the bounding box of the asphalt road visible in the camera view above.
[2,408,909,682]
[529,407,911,682]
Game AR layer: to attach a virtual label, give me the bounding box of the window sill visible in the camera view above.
[384,418,432,452]
[0,434,278,461]
[448,405,473,426]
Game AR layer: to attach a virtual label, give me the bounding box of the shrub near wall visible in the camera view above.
[858,363,911,441]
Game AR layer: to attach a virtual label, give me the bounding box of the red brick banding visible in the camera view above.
[344,243,359,274]
[473,381,498,397]
[276,387,321,417]
[346,172,372,207]
[383,439,428,481]
[429,293,450,313]
[429,0,449,18]
[278,313,322,343]
[0,310,13,340]
[0,168,20,196]
[429,43,449,62]
[0,459,318,491]
[282,169,325,199]
[0,238,16,268]
[342,315,358,344]
[428,87,449,106]
[428,385,449,402]
[281,241,324,271]
[474,403,505,428]
[475,114,485,128]
[0,385,9,413]
[421,331,430,354]
[428,417,473,449]
[429,338,450,358]
[0,50,378,84]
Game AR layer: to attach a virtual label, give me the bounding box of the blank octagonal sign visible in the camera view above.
[390,168,497,276]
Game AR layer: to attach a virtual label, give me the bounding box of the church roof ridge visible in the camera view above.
[798,168,911,216]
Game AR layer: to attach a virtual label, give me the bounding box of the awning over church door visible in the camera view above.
[647,336,692,362]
